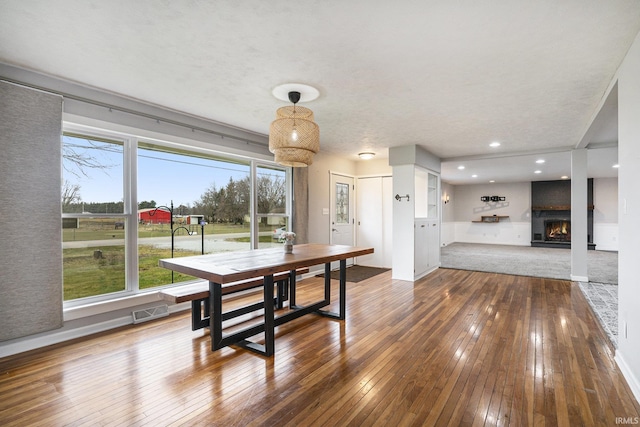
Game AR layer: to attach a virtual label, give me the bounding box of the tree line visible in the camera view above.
[62,175,286,225]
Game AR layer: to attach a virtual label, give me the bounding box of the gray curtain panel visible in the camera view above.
[0,81,63,341]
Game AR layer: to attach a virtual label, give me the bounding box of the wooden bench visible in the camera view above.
[160,268,309,330]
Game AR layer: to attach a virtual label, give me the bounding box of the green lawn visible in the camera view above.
[64,246,201,300]
[62,220,283,301]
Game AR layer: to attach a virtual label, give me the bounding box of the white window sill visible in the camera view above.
[63,291,165,321]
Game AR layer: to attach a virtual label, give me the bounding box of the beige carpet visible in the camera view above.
[440,242,617,284]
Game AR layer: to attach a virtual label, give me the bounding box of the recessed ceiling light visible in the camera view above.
[536,159,545,164]
[489,142,501,147]
[472,174,478,178]
[458,165,465,170]
[534,170,542,174]
[613,164,620,168]
[489,180,495,183]
[561,175,569,179]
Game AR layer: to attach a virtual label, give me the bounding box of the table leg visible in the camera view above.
[339,258,346,320]
[211,281,223,351]
[324,262,331,303]
[263,274,275,356]
[317,259,346,320]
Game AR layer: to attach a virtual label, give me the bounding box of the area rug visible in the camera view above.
[316,265,390,283]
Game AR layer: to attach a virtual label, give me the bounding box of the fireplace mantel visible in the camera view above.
[532,205,594,211]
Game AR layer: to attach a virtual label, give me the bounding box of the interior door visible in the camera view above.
[356,176,392,268]
[330,173,355,267]
[356,177,382,267]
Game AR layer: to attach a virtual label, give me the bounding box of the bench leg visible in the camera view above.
[276,278,289,309]
[289,269,297,307]
[191,298,210,330]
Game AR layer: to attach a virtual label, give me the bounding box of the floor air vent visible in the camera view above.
[132,305,169,324]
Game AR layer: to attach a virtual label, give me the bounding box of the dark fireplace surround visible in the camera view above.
[531,179,595,249]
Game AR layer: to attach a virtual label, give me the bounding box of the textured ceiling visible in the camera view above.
[1,0,638,181]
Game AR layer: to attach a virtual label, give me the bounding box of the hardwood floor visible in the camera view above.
[1,269,638,426]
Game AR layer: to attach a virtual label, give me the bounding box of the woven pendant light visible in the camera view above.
[269,91,320,167]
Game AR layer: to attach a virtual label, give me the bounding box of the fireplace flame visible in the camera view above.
[545,220,571,241]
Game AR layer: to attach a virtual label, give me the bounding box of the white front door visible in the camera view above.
[330,173,355,267]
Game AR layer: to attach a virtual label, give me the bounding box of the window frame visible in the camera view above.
[62,123,290,308]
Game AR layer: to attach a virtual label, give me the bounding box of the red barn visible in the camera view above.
[138,208,171,224]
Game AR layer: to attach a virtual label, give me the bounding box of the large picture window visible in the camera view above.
[62,134,126,301]
[256,165,289,249]
[137,142,251,289]
[61,130,290,303]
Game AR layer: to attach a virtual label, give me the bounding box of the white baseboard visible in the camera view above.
[0,302,190,359]
[616,351,640,404]
[570,275,589,282]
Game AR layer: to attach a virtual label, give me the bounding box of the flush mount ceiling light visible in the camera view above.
[358,152,375,160]
[269,84,320,167]
[489,141,501,147]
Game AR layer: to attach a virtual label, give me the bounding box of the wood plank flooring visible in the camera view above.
[1,268,638,426]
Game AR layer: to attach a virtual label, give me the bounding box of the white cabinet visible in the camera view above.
[414,218,440,278]
[428,172,438,219]
[414,167,440,279]
[415,168,439,219]
[356,176,392,268]
[390,145,442,282]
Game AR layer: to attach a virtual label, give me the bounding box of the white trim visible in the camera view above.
[454,221,532,246]
[415,265,440,281]
[0,317,130,358]
[63,119,273,164]
[616,351,640,404]
[0,303,190,358]
[593,223,619,251]
[328,170,356,179]
[64,291,165,321]
[355,172,393,179]
[570,275,589,282]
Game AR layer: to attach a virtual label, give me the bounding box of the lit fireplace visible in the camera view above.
[544,219,571,242]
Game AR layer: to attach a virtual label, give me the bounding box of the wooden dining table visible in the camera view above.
[159,243,374,356]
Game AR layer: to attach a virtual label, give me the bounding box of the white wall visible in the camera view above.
[355,157,392,176]
[616,31,640,403]
[391,164,417,281]
[593,177,619,251]
[442,179,619,249]
[450,182,532,246]
[441,182,456,246]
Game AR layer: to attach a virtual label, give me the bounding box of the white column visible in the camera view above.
[570,149,588,281]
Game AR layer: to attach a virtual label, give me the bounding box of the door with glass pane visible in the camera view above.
[330,173,355,267]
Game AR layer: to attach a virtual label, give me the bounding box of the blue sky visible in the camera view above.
[63,136,251,208]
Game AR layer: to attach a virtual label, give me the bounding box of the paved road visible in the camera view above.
[63,232,282,252]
